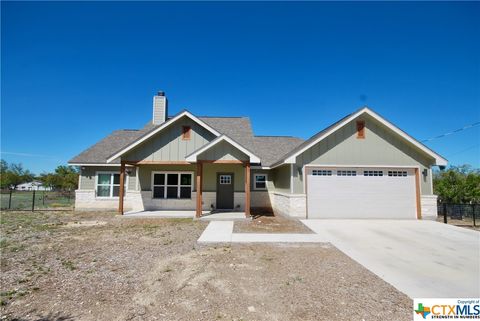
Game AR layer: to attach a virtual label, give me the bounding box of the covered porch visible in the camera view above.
[117,159,252,218]
[116,134,261,218]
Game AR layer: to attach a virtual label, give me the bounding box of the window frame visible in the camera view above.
[312,170,332,176]
[95,171,128,199]
[253,173,268,190]
[363,170,384,177]
[151,171,194,199]
[182,126,191,140]
[337,170,357,176]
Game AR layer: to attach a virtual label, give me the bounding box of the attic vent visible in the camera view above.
[356,120,365,139]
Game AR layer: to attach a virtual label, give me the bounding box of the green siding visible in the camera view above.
[202,164,245,192]
[138,164,197,191]
[123,116,216,162]
[79,166,137,191]
[198,140,249,161]
[137,164,245,192]
[291,114,435,194]
[272,164,291,193]
[250,169,275,191]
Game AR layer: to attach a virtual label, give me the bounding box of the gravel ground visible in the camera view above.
[1,210,412,321]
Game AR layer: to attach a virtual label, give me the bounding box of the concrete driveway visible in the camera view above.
[301,219,480,298]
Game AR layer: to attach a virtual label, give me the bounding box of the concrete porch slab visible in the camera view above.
[123,210,204,218]
[199,212,248,221]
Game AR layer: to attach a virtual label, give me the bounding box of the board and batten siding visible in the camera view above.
[123,116,216,162]
[197,140,249,161]
[292,114,436,195]
[79,166,137,191]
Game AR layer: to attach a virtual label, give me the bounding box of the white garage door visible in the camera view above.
[306,167,417,219]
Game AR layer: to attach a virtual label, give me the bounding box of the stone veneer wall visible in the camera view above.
[75,190,249,212]
[271,192,307,218]
[75,190,143,212]
[421,195,438,220]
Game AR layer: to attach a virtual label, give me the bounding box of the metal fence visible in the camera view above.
[437,203,479,227]
[0,190,74,211]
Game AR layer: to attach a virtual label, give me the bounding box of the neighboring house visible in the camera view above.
[69,91,447,220]
[16,181,52,191]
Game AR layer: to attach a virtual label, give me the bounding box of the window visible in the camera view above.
[182,126,191,140]
[337,170,357,176]
[312,170,332,176]
[96,172,127,198]
[152,172,193,199]
[356,120,365,139]
[388,171,408,177]
[254,174,267,190]
[219,175,232,185]
[363,170,383,176]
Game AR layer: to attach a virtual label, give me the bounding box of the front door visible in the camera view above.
[216,173,234,210]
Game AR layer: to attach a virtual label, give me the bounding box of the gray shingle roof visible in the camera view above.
[68,114,304,167]
[252,136,305,167]
[268,109,358,167]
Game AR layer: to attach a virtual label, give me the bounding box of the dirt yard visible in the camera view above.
[1,210,412,321]
[234,214,313,233]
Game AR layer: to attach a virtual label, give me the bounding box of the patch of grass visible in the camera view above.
[1,290,17,299]
[163,267,173,273]
[61,260,76,271]
[9,243,26,252]
[166,218,192,224]
[0,238,9,248]
[162,239,173,245]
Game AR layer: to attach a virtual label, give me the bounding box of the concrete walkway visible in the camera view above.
[302,219,480,298]
[197,221,325,243]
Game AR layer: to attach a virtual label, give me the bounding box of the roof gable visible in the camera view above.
[185,135,261,163]
[273,107,447,167]
[106,110,221,163]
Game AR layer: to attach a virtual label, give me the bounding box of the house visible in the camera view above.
[16,181,52,191]
[69,91,447,219]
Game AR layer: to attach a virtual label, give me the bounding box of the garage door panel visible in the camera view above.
[307,167,416,219]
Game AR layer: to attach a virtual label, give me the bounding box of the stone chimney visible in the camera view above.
[153,91,168,125]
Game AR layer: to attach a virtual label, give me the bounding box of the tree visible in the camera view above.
[0,160,34,190]
[434,165,480,204]
[54,166,79,191]
[38,165,79,191]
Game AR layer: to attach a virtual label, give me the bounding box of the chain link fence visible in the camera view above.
[0,190,74,211]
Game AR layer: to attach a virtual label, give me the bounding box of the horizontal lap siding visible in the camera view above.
[79,166,137,191]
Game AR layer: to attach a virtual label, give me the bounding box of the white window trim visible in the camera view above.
[254,173,268,190]
[151,171,194,199]
[219,174,232,185]
[95,171,128,199]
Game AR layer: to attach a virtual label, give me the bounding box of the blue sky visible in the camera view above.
[1,1,479,174]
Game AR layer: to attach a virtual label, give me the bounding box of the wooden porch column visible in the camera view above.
[118,161,125,215]
[196,162,203,218]
[245,162,251,217]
